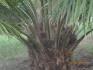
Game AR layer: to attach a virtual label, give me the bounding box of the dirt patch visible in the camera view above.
[0,57,31,70]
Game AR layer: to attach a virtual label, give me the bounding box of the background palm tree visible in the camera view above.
[0,0,93,70]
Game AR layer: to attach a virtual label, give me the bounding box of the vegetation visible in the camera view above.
[0,35,27,60]
[0,0,93,70]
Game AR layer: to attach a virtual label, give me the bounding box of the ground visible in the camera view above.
[0,57,30,70]
[0,34,93,70]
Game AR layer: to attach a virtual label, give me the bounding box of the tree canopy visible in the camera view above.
[0,0,93,48]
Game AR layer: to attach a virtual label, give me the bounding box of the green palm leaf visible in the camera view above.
[0,0,93,50]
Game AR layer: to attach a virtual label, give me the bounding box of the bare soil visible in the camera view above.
[0,57,31,70]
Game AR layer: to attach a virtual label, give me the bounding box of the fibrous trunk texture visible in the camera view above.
[26,26,77,70]
[27,43,75,70]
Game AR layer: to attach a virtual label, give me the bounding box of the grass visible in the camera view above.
[72,36,93,60]
[83,44,93,54]
[0,35,28,60]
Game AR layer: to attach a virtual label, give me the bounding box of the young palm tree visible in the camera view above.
[0,0,93,70]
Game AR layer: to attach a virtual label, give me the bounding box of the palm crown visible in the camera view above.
[0,0,92,48]
[0,0,93,69]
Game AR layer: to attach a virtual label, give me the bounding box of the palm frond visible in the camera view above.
[0,0,93,51]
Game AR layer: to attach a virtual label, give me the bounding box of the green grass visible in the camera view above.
[83,44,93,54]
[0,35,28,60]
[72,36,93,60]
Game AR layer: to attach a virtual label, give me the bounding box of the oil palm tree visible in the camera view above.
[0,0,93,70]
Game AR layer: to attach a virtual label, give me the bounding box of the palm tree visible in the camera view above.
[0,0,93,70]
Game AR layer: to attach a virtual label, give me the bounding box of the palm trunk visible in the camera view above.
[25,25,78,70]
[26,42,75,70]
[24,26,78,70]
